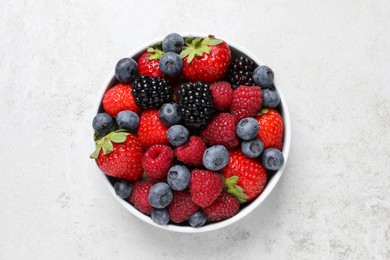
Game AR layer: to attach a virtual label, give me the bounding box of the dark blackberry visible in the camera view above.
[178,82,215,129]
[132,76,173,109]
[227,56,257,89]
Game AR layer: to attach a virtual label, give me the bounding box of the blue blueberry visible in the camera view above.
[115,57,138,83]
[148,183,173,209]
[167,165,190,191]
[236,117,259,140]
[261,148,284,170]
[241,138,264,158]
[253,65,274,88]
[187,211,207,227]
[262,89,280,108]
[158,103,182,126]
[92,113,117,137]
[159,52,183,77]
[203,145,229,171]
[116,110,139,130]
[114,180,133,199]
[167,125,189,146]
[162,33,185,53]
[151,208,170,225]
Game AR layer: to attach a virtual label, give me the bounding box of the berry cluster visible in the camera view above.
[91,33,285,228]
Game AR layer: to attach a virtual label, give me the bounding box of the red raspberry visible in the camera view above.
[167,190,199,223]
[103,83,141,116]
[142,144,174,180]
[210,81,233,111]
[224,137,239,149]
[128,180,155,215]
[190,169,224,207]
[203,192,240,221]
[137,109,169,150]
[230,85,262,122]
[200,113,236,147]
[175,136,206,167]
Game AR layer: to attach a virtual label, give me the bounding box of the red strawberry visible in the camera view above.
[137,48,165,78]
[210,81,233,110]
[203,192,240,221]
[128,180,155,215]
[256,108,284,150]
[102,83,141,116]
[190,169,224,207]
[167,190,199,223]
[142,144,174,180]
[91,130,143,182]
[230,85,262,122]
[175,136,206,167]
[137,109,169,149]
[200,113,237,148]
[221,149,267,202]
[180,36,231,83]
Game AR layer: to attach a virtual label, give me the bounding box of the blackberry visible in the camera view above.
[178,82,215,129]
[132,76,173,109]
[227,56,257,89]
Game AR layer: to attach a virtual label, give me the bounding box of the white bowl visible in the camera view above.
[93,34,291,233]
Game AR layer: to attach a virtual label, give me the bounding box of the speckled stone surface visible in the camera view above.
[1,0,389,259]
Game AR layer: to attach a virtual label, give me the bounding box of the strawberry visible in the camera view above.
[203,192,240,221]
[137,109,169,150]
[142,144,174,180]
[210,81,234,111]
[102,83,141,116]
[90,130,143,181]
[175,136,206,167]
[200,113,238,148]
[180,36,231,83]
[256,108,284,150]
[230,85,262,122]
[167,190,199,223]
[221,149,267,202]
[137,47,165,78]
[190,169,224,207]
[129,180,155,215]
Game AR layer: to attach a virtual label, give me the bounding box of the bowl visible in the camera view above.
[92,33,291,233]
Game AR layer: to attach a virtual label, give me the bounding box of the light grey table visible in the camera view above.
[1,0,389,259]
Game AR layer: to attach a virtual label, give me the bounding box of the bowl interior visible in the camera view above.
[93,34,291,233]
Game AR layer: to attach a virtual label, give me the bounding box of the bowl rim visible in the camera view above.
[92,33,291,233]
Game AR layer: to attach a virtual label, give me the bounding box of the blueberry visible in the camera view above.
[203,145,229,171]
[187,211,207,227]
[159,52,183,77]
[162,33,185,53]
[158,103,182,126]
[167,165,190,191]
[151,208,170,225]
[115,57,138,83]
[236,117,259,140]
[148,183,173,208]
[92,113,117,137]
[241,138,264,158]
[262,89,280,108]
[253,65,274,88]
[114,180,133,199]
[167,125,189,146]
[116,110,139,130]
[261,148,284,170]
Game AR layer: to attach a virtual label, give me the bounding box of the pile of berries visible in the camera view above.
[91,33,285,228]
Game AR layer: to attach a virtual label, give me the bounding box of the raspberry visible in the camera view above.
[230,86,262,122]
[137,109,169,150]
[210,81,233,110]
[190,169,224,207]
[203,192,240,221]
[103,83,141,116]
[200,113,236,147]
[175,136,206,167]
[128,180,155,215]
[142,144,174,180]
[167,190,199,223]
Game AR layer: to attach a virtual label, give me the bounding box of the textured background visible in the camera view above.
[1,0,389,259]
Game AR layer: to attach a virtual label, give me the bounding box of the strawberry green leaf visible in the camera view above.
[185,37,194,46]
[205,38,223,46]
[180,48,192,59]
[109,132,128,143]
[90,144,102,159]
[225,176,249,203]
[192,37,203,48]
[261,108,269,114]
[147,47,164,60]
[200,45,211,54]
[194,49,203,56]
[101,139,114,155]
[187,52,195,63]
